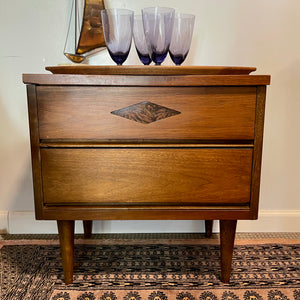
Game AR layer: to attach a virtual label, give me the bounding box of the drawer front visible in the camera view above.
[37,86,256,141]
[41,148,253,206]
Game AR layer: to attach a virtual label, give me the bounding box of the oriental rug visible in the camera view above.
[0,233,299,300]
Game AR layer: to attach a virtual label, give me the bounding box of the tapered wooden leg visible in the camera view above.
[83,220,93,239]
[205,220,213,237]
[219,220,237,283]
[57,220,75,284]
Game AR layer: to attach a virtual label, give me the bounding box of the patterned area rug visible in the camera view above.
[0,235,299,300]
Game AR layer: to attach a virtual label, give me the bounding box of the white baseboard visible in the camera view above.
[0,211,8,233]
[2,210,300,234]
[237,210,300,232]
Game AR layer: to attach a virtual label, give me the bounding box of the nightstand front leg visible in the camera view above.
[57,220,75,284]
[83,220,93,239]
[219,220,237,283]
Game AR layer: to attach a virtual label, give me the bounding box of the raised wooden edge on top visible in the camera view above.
[45,65,257,76]
[23,73,270,86]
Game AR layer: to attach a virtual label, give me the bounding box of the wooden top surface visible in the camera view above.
[23,66,270,86]
[45,65,257,76]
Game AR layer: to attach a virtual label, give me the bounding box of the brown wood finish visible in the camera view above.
[39,206,253,221]
[41,148,252,205]
[83,220,93,239]
[220,220,237,283]
[57,220,75,284]
[45,65,257,75]
[23,74,270,87]
[36,86,256,141]
[24,67,270,284]
[26,85,44,219]
[250,86,267,219]
[205,220,213,238]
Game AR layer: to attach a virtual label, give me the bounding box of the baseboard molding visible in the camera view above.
[3,210,300,234]
[237,210,300,232]
[0,211,8,234]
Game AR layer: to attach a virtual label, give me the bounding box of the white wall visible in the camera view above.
[1,0,300,234]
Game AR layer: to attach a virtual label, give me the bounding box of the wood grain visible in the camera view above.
[220,220,237,283]
[23,74,271,86]
[41,148,253,206]
[37,86,256,141]
[41,206,252,221]
[26,85,44,219]
[250,86,267,219]
[24,68,269,284]
[83,220,93,238]
[45,65,257,75]
[57,220,74,284]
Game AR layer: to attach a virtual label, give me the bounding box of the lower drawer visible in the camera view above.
[41,148,253,206]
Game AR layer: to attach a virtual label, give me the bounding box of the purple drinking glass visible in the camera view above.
[133,15,152,65]
[101,9,134,65]
[142,7,175,65]
[169,13,195,65]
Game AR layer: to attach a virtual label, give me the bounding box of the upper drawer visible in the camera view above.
[37,86,256,141]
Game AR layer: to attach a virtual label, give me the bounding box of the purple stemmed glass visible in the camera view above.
[101,9,134,65]
[133,15,152,65]
[169,13,195,65]
[142,7,175,65]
